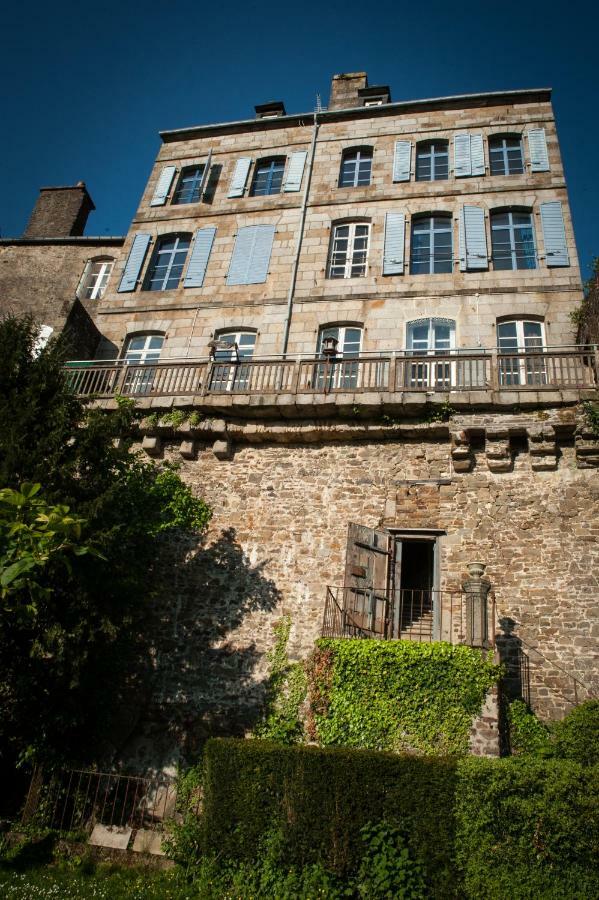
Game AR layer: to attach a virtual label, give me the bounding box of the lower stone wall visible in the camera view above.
[119,414,599,770]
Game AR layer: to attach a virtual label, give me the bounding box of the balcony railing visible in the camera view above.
[64,346,598,400]
[322,585,496,648]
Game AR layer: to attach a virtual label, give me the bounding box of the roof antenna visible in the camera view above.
[315,94,326,113]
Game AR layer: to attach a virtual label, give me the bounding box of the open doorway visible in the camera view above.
[390,533,439,639]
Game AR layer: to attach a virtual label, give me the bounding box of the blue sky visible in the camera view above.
[1,0,596,279]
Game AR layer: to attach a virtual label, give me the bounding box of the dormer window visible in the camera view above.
[254,101,286,119]
[358,85,391,107]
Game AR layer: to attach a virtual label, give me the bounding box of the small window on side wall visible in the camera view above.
[78,257,115,300]
[338,148,372,188]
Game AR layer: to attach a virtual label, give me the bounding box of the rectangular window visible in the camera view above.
[328,223,370,278]
[339,149,372,188]
[172,166,205,204]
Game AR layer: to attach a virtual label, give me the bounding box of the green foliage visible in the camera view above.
[357,821,426,900]
[307,639,501,755]
[0,315,211,768]
[253,616,307,744]
[160,410,187,429]
[507,700,553,757]
[188,412,204,428]
[455,756,599,899]
[163,766,203,869]
[582,400,599,437]
[424,401,456,424]
[553,700,599,766]
[571,256,599,342]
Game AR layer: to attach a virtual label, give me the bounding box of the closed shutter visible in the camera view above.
[459,205,488,271]
[227,224,275,285]
[283,151,308,191]
[527,128,550,172]
[117,233,151,292]
[228,157,252,197]
[150,166,176,206]
[382,212,405,275]
[470,134,485,176]
[540,201,569,266]
[454,134,472,177]
[393,140,412,182]
[183,227,217,287]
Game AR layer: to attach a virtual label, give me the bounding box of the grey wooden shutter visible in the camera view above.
[470,134,485,176]
[228,157,252,197]
[227,224,275,285]
[454,134,472,177]
[527,128,549,172]
[117,233,151,292]
[197,150,213,199]
[383,212,405,275]
[283,151,308,191]
[183,227,216,287]
[540,201,569,266]
[393,141,412,182]
[150,166,176,206]
[343,523,391,636]
[459,206,488,271]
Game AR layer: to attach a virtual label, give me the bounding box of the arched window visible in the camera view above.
[497,318,546,386]
[489,135,524,176]
[415,140,449,182]
[210,329,257,392]
[410,215,453,274]
[145,234,191,291]
[249,157,286,196]
[338,147,373,188]
[405,318,456,389]
[172,165,206,204]
[122,333,165,394]
[314,324,363,390]
[78,257,115,300]
[328,221,370,278]
[490,210,537,270]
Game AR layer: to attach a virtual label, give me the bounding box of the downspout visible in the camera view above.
[281,114,320,356]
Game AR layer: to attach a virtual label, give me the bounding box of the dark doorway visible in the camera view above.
[392,536,438,638]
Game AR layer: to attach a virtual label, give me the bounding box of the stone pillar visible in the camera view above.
[462,562,492,648]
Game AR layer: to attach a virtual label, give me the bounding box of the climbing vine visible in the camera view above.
[253,616,307,744]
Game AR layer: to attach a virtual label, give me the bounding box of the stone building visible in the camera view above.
[33,74,599,765]
[0,183,124,356]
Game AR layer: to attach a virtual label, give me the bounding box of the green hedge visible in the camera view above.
[307,639,501,755]
[197,738,599,899]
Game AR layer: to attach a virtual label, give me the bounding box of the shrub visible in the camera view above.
[553,700,599,766]
[507,700,553,757]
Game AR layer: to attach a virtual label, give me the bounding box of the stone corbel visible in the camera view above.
[451,430,473,472]
[527,425,557,471]
[575,428,599,468]
[142,435,162,457]
[485,427,511,472]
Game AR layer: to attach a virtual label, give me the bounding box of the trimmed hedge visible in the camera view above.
[197,738,599,899]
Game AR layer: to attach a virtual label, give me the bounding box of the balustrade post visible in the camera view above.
[594,345,599,388]
[462,562,492,649]
[490,351,500,393]
[388,352,397,393]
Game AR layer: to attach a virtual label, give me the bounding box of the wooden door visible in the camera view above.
[343,524,391,636]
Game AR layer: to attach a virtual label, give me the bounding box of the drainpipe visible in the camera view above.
[281,114,320,356]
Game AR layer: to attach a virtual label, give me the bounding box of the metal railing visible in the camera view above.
[322,585,496,647]
[63,345,598,400]
[21,767,184,835]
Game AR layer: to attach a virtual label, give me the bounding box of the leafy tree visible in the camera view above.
[0,315,211,770]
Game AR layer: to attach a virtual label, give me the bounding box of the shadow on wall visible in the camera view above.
[116,527,281,771]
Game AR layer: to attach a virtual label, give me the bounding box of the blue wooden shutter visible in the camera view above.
[183,227,216,287]
[393,141,412,182]
[540,201,569,266]
[227,224,275,285]
[383,212,405,275]
[283,151,308,191]
[228,157,252,197]
[459,206,488,271]
[118,233,151,292]
[470,134,485,176]
[150,166,176,206]
[527,128,549,172]
[454,134,472,177]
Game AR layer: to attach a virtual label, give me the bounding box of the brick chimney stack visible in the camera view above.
[328,72,368,111]
[23,182,95,238]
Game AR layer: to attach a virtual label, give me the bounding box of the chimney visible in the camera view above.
[328,72,368,111]
[23,182,95,238]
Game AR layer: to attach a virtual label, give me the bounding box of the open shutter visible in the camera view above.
[228,157,252,197]
[246,224,275,284]
[454,134,472,177]
[343,523,391,636]
[227,224,275,285]
[183,227,216,287]
[117,233,151,292]
[540,201,569,266]
[459,206,488,271]
[197,150,213,200]
[393,140,412,182]
[527,128,549,172]
[383,212,405,275]
[150,166,176,206]
[283,151,308,192]
[470,134,485,176]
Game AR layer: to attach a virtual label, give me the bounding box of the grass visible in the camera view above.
[0,864,195,899]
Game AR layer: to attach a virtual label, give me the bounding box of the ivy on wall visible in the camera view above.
[253,617,307,745]
[306,639,501,756]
